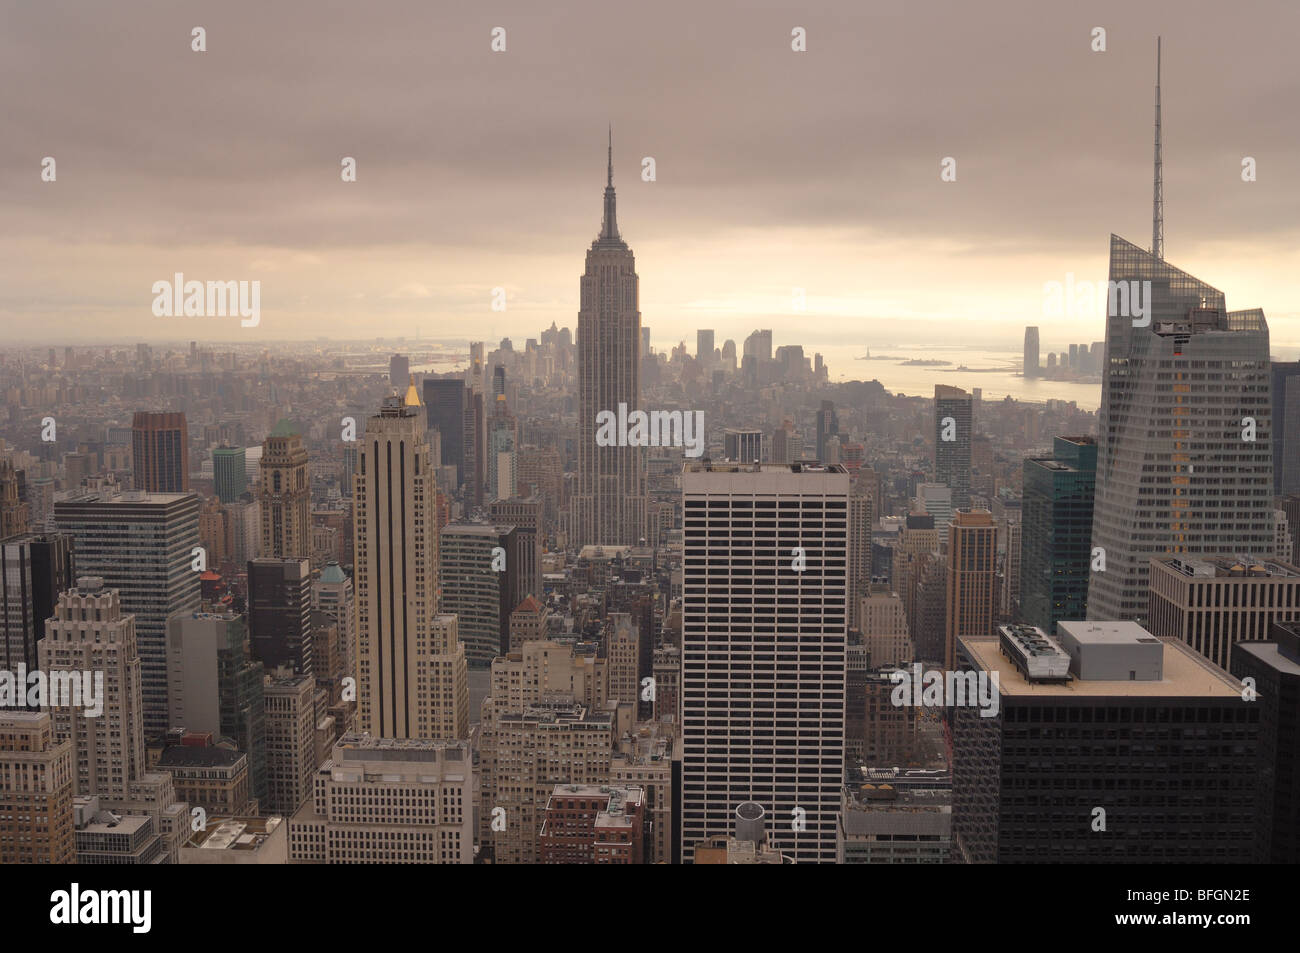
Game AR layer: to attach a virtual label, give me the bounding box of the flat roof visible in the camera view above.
[1056,620,1162,645]
[1235,641,1300,677]
[961,636,1241,698]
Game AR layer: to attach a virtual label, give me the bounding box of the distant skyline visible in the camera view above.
[3,0,1298,348]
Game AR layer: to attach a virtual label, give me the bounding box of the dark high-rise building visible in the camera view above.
[1272,361,1300,496]
[0,461,29,538]
[1020,436,1097,633]
[389,354,409,389]
[424,377,467,488]
[933,385,972,509]
[0,533,74,672]
[1231,620,1300,864]
[247,557,313,676]
[1023,327,1040,379]
[212,445,247,504]
[954,622,1259,863]
[55,489,201,738]
[439,523,522,668]
[132,411,190,493]
[570,132,647,549]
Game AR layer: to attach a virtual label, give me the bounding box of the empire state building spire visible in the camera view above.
[600,125,620,241]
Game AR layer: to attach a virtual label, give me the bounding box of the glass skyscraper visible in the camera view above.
[1088,235,1273,624]
[1020,436,1096,633]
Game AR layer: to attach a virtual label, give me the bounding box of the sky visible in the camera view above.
[2,0,1298,355]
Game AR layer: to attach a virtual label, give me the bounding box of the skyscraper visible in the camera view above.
[0,533,74,673]
[213,445,247,504]
[570,132,647,549]
[423,377,467,488]
[1088,47,1274,624]
[259,421,311,561]
[39,577,145,800]
[0,713,75,864]
[697,329,714,365]
[247,557,313,676]
[132,411,190,492]
[354,383,464,739]
[1272,361,1300,496]
[944,509,997,671]
[681,462,849,864]
[1020,436,1097,633]
[55,489,201,738]
[1023,326,1040,379]
[933,385,972,509]
[439,523,521,667]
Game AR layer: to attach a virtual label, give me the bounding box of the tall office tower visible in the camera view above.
[944,509,997,671]
[39,578,144,800]
[0,460,30,537]
[423,377,468,488]
[462,388,485,507]
[539,783,645,863]
[847,479,876,632]
[954,622,1258,863]
[439,523,521,667]
[132,411,190,492]
[897,514,937,649]
[487,394,518,501]
[1272,361,1300,495]
[227,498,261,566]
[354,384,444,739]
[198,497,230,567]
[570,133,647,550]
[606,612,640,710]
[489,497,542,599]
[933,385,972,509]
[0,713,75,864]
[815,400,839,462]
[743,329,773,363]
[1232,620,1300,863]
[1089,235,1274,623]
[859,585,912,667]
[0,533,74,673]
[999,519,1022,622]
[681,462,849,864]
[55,489,201,738]
[1023,326,1040,379]
[1020,436,1097,633]
[262,672,316,816]
[696,329,715,366]
[389,354,410,389]
[1090,51,1273,623]
[312,562,355,680]
[247,558,313,676]
[287,734,472,864]
[723,429,763,463]
[259,421,311,561]
[166,609,267,804]
[1147,555,1300,671]
[212,445,247,503]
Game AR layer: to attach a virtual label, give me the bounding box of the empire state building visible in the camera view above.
[570,132,647,549]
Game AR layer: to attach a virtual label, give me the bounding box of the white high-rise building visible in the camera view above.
[680,462,849,863]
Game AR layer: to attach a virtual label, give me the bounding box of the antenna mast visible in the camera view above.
[1152,37,1164,260]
